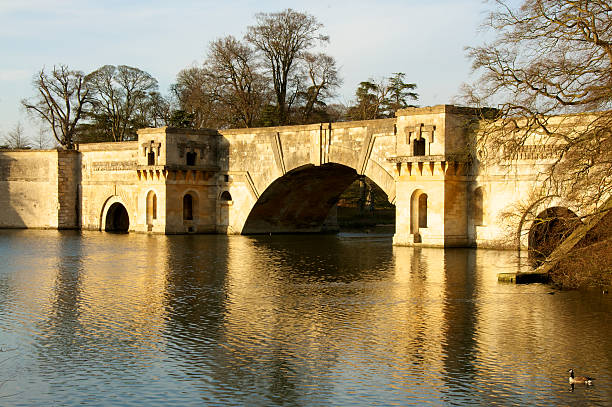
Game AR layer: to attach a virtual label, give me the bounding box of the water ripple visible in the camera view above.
[0,231,610,405]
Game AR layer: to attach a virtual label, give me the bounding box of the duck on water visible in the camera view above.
[569,369,594,385]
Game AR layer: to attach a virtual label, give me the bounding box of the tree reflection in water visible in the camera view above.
[0,231,609,405]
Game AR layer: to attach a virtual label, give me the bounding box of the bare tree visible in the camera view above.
[2,123,30,149]
[34,126,53,149]
[464,0,612,218]
[21,65,90,149]
[137,91,171,128]
[298,52,342,123]
[87,65,159,141]
[172,66,225,129]
[246,9,329,125]
[172,36,272,129]
[206,36,270,127]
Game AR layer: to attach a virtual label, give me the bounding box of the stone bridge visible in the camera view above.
[0,105,583,251]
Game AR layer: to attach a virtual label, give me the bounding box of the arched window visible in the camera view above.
[147,191,157,226]
[473,187,484,226]
[183,194,193,220]
[418,194,428,228]
[147,151,155,165]
[410,189,428,241]
[220,191,232,201]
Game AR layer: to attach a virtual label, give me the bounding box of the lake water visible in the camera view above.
[0,230,610,406]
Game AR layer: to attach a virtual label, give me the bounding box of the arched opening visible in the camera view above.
[413,138,426,156]
[473,187,484,226]
[183,194,194,221]
[242,163,395,234]
[528,206,581,264]
[146,191,157,227]
[418,194,428,228]
[218,190,233,231]
[410,189,428,242]
[105,202,129,233]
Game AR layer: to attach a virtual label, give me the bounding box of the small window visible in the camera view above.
[147,151,155,165]
[413,138,426,156]
[186,151,197,166]
[223,174,229,182]
[220,191,232,201]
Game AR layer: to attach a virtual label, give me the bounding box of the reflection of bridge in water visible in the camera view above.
[0,105,591,252]
[8,231,610,404]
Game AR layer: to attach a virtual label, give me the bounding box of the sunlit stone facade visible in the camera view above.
[0,105,584,248]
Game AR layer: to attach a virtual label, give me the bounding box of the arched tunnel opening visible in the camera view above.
[105,202,130,233]
[528,206,581,265]
[242,163,395,234]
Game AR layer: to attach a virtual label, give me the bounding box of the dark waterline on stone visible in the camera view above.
[0,230,610,406]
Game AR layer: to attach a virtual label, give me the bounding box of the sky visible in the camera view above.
[0,0,492,142]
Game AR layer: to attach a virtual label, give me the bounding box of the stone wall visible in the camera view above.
[78,142,140,231]
[0,150,61,229]
[57,150,80,229]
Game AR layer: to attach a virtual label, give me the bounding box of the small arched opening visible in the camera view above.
[183,194,194,221]
[146,191,157,228]
[105,202,130,233]
[528,206,581,264]
[410,189,428,242]
[220,191,232,201]
[473,187,484,226]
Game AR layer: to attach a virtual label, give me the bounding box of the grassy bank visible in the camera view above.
[537,205,612,290]
[549,238,612,290]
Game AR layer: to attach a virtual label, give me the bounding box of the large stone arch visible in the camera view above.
[220,120,397,234]
[100,196,131,232]
[241,163,394,234]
